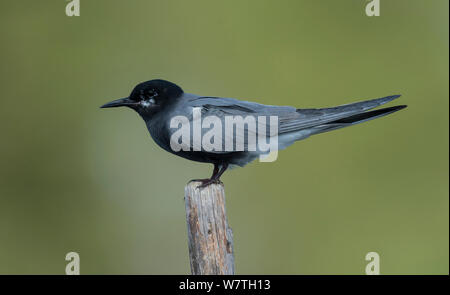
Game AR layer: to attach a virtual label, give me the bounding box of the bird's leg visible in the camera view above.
[211,164,220,178]
[197,163,228,189]
[213,163,228,181]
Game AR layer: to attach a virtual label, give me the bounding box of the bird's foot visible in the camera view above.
[189,178,210,183]
[189,178,223,189]
[197,178,222,189]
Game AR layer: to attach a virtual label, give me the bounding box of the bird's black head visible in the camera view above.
[100,79,183,117]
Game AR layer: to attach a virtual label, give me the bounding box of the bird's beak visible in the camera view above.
[100,97,137,108]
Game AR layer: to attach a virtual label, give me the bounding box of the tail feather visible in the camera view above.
[280,95,402,133]
[311,105,407,135]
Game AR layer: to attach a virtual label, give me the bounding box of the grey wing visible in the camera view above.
[187,95,297,116]
[188,93,401,124]
[181,94,403,153]
[183,95,284,154]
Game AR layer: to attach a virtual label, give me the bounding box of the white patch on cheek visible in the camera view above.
[141,100,151,107]
[141,98,156,107]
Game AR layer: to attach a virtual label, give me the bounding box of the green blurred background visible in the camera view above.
[0,0,448,274]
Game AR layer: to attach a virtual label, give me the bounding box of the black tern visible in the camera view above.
[101,79,406,187]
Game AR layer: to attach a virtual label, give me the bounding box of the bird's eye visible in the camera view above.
[147,90,158,103]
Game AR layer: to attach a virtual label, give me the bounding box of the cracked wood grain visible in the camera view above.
[184,182,235,275]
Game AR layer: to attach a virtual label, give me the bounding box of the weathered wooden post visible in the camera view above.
[184,182,235,275]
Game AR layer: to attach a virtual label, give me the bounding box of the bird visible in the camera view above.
[101,79,406,188]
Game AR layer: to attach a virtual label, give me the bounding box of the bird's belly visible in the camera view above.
[145,114,260,166]
[146,120,224,164]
